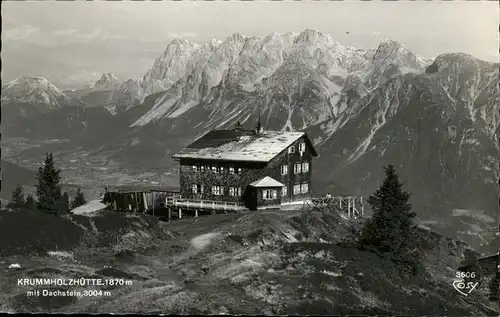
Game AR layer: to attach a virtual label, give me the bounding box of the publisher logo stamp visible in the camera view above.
[452,280,479,296]
[453,271,479,296]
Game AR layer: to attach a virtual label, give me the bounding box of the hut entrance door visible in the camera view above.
[244,187,258,211]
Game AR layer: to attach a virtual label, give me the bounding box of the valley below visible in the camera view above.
[1,137,179,200]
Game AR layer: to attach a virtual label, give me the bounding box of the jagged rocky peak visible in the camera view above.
[2,76,68,107]
[372,40,422,70]
[139,38,201,97]
[224,32,246,44]
[205,38,223,50]
[94,73,122,90]
[429,53,491,72]
[3,76,65,97]
[119,78,142,95]
[293,29,338,46]
[5,76,57,90]
[161,38,200,57]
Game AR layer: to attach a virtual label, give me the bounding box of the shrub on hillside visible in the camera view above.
[0,210,84,257]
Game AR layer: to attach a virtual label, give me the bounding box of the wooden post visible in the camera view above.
[195,210,198,217]
[152,192,155,217]
[179,208,182,219]
[497,249,500,306]
[133,193,137,212]
[360,196,364,217]
[167,207,171,221]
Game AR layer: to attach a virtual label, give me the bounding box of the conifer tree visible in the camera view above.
[24,194,37,211]
[358,165,421,273]
[36,153,62,215]
[60,192,70,213]
[6,185,25,209]
[71,188,87,209]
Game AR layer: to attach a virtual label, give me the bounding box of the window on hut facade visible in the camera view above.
[192,184,198,194]
[229,166,235,174]
[293,184,301,195]
[200,165,205,172]
[236,167,242,174]
[294,163,302,174]
[212,185,223,195]
[282,186,287,197]
[220,166,225,173]
[299,142,306,153]
[302,162,309,173]
[281,165,288,175]
[263,189,277,200]
[301,183,309,194]
[229,187,242,196]
[192,165,197,172]
[212,165,218,173]
[288,146,295,154]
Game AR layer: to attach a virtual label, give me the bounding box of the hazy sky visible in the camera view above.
[2,1,498,89]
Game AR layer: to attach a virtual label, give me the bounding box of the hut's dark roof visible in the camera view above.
[173,129,318,162]
[106,184,179,193]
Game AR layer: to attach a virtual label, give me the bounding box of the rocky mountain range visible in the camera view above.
[2,29,499,220]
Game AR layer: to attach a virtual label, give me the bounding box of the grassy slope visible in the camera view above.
[0,207,498,315]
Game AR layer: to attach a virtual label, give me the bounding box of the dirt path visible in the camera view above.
[191,232,220,250]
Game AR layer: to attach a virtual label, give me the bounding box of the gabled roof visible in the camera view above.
[172,129,318,162]
[249,176,284,188]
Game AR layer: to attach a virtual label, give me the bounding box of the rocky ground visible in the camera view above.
[0,206,498,315]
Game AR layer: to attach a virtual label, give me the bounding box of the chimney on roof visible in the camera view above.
[255,104,263,134]
[233,121,243,133]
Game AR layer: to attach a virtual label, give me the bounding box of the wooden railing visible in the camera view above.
[165,197,246,212]
[305,194,364,219]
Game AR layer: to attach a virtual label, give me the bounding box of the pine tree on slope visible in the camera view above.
[24,194,37,211]
[6,185,26,209]
[71,188,87,209]
[60,192,70,213]
[358,164,421,274]
[36,153,62,215]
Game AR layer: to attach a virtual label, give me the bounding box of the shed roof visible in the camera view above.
[172,129,317,162]
[249,176,285,188]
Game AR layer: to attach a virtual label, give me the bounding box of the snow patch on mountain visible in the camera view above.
[2,76,69,107]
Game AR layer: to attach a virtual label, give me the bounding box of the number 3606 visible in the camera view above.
[456,272,476,279]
